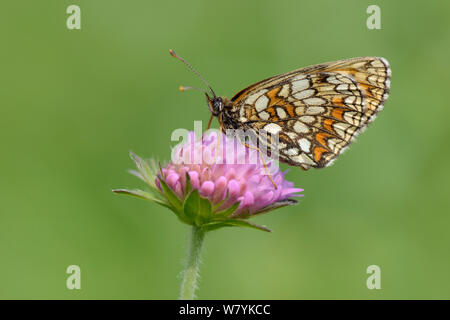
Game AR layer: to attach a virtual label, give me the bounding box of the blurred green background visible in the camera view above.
[1,0,450,299]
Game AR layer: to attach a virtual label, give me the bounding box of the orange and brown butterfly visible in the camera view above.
[169,50,391,170]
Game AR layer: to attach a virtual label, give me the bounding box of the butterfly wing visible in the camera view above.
[227,57,391,169]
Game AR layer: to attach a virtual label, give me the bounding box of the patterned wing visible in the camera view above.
[227,57,391,169]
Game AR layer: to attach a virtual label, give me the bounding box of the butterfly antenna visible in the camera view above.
[169,49,216,97]
[178,86,207,93]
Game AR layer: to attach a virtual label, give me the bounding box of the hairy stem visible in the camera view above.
[179,226,205,300]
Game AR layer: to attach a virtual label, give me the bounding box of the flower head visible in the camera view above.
[114,130,303,232]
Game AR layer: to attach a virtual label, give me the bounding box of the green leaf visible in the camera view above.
[148,158,160,175]
[212,190,230,212]
[113,188,190,222]
[184,172,192,197]
[212,201,241,219]
[252,199,298,216]
[202,219,271,232]
[157,176,184,214]
[183,189,213,226]
[112,188,168,206]
[129,151,156,188]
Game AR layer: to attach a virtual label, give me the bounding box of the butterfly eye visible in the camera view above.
[213,99,224,112]
[207,97,223,116]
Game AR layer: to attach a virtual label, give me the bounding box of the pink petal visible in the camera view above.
[174,182,183,198]
[225,168,235,180]
[200,181,215,197]
[188,171,200,189]
[241,191,254,208]
[212,176,228,204]
[227,179,241,199]
[200,167,211,181]
[281,188,304,198]
[166,173,180,190]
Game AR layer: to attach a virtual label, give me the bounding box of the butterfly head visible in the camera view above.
[205,94,224,116]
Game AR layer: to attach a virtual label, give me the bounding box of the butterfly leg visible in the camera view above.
[206,114,214,130]
[238,139,278,190]
[210,124,222,165]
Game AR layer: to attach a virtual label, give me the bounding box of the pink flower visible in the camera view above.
[114,130,303,232]
[158,131,302,217]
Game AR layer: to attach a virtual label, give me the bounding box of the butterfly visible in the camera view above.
[170,50,391,170]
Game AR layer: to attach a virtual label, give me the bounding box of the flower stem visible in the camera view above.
[179,226,205,300]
